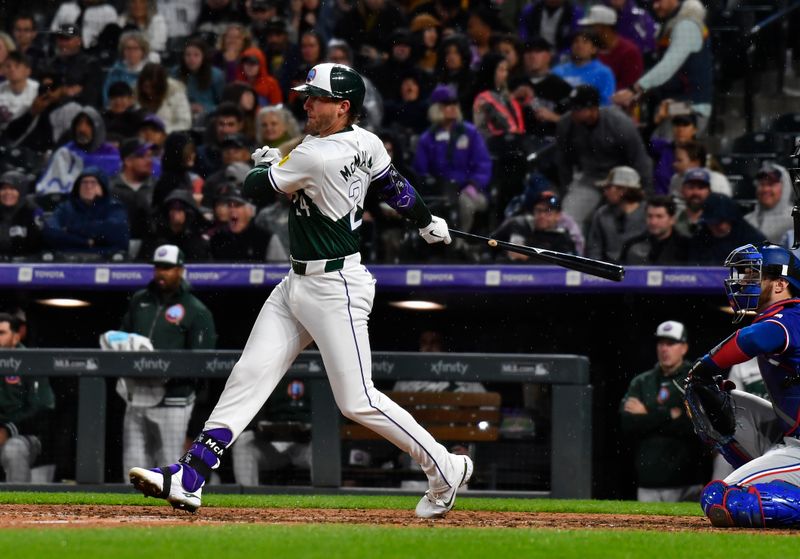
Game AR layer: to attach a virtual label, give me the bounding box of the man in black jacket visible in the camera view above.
[620,194,689,265]
[0,171,42,260]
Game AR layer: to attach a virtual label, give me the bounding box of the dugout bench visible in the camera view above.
[0,349,592,498]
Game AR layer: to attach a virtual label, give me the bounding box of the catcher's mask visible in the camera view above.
[724,242,800,323]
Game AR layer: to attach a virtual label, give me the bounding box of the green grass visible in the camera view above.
[0,492,791,559]
[0,524,795,559]
[0,491,702,516]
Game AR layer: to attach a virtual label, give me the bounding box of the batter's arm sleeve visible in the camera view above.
[243,166,278,207]
[372,164,433,229]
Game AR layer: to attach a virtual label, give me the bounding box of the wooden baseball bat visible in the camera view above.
[449,229,625,282]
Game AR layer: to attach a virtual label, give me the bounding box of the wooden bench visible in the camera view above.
[341,391,502,442]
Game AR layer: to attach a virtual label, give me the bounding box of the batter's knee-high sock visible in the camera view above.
[172,428,233,492]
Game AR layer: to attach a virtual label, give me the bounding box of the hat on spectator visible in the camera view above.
[755,161,782,183]
[596,166,641,189]
[390,28,415,47]
[140,114,166,132]
[578,5,617,26]
[682,167,711,187]
[523,37,553,52]
[671,112,697,127]
[568,85,600,110]
[225,162,250,185]
[410,14,441,32]
[220,133,249,150]
[108,81,134,99]
[655,320,687,343]
[153,244,185,267]
[218,184,249,205]
[702,193,741,225]
[120,138,155,159]
[55,24,80,38]
[0,170,28,194]
[430,84,457,104]
[265,17,288,34]
[533,191,561,211]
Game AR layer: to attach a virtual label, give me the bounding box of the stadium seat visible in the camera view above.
[719,154,760,200]
[730,131,785,157]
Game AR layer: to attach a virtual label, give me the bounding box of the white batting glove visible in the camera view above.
[419,215,452,245]
[251,145,282,167]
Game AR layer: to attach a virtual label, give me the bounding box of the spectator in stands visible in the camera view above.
[35,107,122,197]
[135,62,192,133]
[288,0,322,40]
[605,0,655,58]
[285,30,326,116]
[382,70,431,136]
[325,39,384,130]
[669,141,731,198]
[255,104,301,148]
[214,23,253,83]
[492,33,526,85]
[332,0,407,57]
[0,313,55,483]
[556,85,652,228]
[410,13,441,74]
[0,53,38,131]
[744,162,794,244]
[509,38,572,138]
[110,139,157,247]
[230,375,312,486]
[42,168,130,258]
[552,30,615,105]
[174,38,226,121]
[50,1,118,50]
[371,28,428,102]
[687,192,765,265]
[103,31,151,105]
[491,190,576,261]
[649,112,698,195]
[152,132,203,208]
[620,320,705,502]
[0,171,42,260]
[113,244,216,476]
[155,0,202,40]
[138,114,168,151]
[611,0,712,130]
[196,102,245,178]
[466,7,508,61]
[586,166,646,262]
[619,195,689,265]
[247,0,281,49]
[518,0,582,53]
[195,0,246,37]
[209,186,287,262]
[412,85,492,235]
[11,14,46,76]
[141,190,211,261]
[236,46,283,106]
[49,24,103,108]
[222,82,260,144]
[118,0,168,55]
[579,5,642,91]
[103,81,147,144]
[260,17,297,91]
[435,34,476,120]
[674,167,712,238]
[0,33,12,84]
[202,134,254,205]
[3,71,82,153]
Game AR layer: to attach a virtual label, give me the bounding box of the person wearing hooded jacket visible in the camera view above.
[0,171,42,260]
[42,167,130,257]
[140,189,211,262]
[744,162,795,244]
[236,46,282,106]
[35,107,121,197]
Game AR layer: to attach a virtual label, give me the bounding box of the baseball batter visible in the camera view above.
[130,63,472,518]
[684,242,800,528]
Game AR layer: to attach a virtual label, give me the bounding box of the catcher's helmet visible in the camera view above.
[292,63,365,115]
[724,242,800,322]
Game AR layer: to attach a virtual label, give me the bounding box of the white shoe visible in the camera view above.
[129,465,202,512]
[415,455,473,519]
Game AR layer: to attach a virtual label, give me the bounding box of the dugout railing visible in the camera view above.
[0,349,592,498]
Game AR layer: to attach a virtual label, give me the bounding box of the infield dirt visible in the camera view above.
[0,504,726,531]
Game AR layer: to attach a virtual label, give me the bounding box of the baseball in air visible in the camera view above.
[488,239,498,247]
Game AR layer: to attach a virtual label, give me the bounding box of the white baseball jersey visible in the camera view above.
[266,125,391,261]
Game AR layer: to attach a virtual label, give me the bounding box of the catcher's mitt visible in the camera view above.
[684,375,737,446]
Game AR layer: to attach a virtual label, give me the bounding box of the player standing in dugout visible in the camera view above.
[130,63,471,519]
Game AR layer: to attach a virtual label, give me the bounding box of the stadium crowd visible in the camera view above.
[0,0,795,266]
